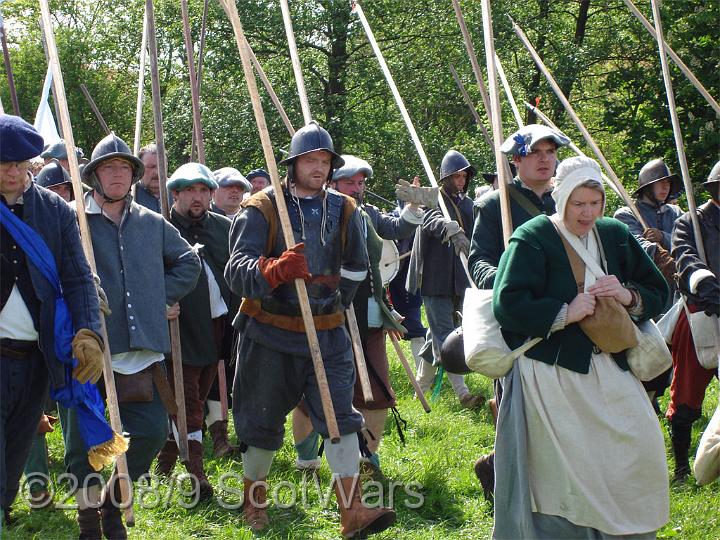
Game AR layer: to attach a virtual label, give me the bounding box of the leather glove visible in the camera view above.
[258,243,311,289]
[652,245,677,286]
[696,278,720,317]
[93,273,111,317]
[72,328,104,384]
[395,179,438,208]
[442,221,470,256]
[643,227,664,245]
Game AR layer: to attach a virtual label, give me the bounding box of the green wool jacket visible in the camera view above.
[492,215,669,374]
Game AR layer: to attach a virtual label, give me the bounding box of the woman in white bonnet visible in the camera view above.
[491,156,670,539]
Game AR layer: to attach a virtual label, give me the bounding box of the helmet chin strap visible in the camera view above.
[92,173,132,204]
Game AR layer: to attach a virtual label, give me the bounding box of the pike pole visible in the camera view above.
[133,6,148,155]
[145,0,190,464]
[39,0,134,525]
[279,0,373,404]
[80,84,111,135]
[219,0,341,442]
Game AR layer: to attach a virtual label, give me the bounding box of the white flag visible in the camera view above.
[34,66,61,146]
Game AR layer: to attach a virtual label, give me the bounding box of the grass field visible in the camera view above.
[4,339,719,539]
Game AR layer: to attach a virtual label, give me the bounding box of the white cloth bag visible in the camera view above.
[685,306,720,370]
[462,287,541,379]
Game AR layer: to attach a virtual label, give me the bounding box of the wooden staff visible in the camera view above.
[0,12,20,116]
[353,1,477,288]
[38,0,134,525]
[145,0,190,463]
[650,0,707,262]
[133,6,148,155]
[219,0,341,442]
[623,0,720,117]
[494,53,523,129]
[80,84,111,135]
[449,64,493,149]
[450,0,492,132]
[38,17,64,136]
[190,0,209,161]
[345,306,374,403]
[279,0,311,124]
[249,45,296,136]
[389,335,431,413]
[180,0,205,163]
[511,18,650,229]
[480,0,513,247]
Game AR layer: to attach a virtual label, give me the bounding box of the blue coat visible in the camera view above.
[17,182,102,390]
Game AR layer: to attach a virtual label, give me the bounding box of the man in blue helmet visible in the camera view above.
[35,159,74,201]
[225,122,395,537]
[61,133,200,539]
[0,115,103,528]
[246,167,271,195]
[468,123,569,500]
[406,149,484,409]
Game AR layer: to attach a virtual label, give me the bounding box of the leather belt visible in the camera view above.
[1,338,39,360]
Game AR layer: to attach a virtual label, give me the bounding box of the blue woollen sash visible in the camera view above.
[0,203,115,456]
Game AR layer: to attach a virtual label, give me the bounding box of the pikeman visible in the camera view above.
[39,138,83,170]
[62,133,200,538]
[666,161,720,483]
[155,163,238,499]
[132,143,163,213]
[246,168,271,195]
[407,149,484,409]
[35,159,74,201]
[292,154,427,478]
[225,122,395,536]
[0,115,104,526]
[211,167,252,218]
[468,123,569,499]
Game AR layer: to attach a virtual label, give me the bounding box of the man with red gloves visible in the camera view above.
[225,122,396,537]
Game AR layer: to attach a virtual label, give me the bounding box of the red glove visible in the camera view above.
[258,243,311,289]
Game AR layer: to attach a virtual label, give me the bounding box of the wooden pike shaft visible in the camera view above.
[494,53,523,129]
[80,84,111,135]
[451,0,493,133]
[346,304,374,403]
[38,0,134,525]
[353,2,476,288]
[217,359,228,421]
[219,0,341,442]
[449,64,493,149]
[0,13,20,116]
[511,18,650,230]
[649,0,706,262]
[190,0,209,161]
[389,335,431,413]
[133,6,148,155]
[180,0,205,163]
[249,45,296,136]
[145,0,190,463]
[480,0,513,247]
[623,0,720,117]
[279,0,311,125]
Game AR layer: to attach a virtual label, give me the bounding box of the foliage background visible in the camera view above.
[1,0,717,208]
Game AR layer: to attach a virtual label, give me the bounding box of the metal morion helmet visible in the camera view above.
[633,158,683,199]
[439,149,475,192]
[82,132,144,186]
[36,159,72,189]
[278,121,344,178]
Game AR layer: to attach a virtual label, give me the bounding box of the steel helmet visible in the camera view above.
[439,150,475,192]
[278,121,344,169]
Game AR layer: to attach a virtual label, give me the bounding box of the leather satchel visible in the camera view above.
[554,219,638,354]
[114,367,154,403]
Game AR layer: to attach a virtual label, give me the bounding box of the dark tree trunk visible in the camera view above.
[323,2,350,154]
[552,0,591,120]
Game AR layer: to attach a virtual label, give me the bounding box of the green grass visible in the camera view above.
[4,340,719,539]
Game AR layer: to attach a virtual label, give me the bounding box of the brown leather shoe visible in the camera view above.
[100,480,127,540]
[243,478,269,532]
[474,452,495,501]
[156,439,179,477]
[185,440,214,500]
[335,476,395,538]
[77,507,102,540]
[208,420,240,458]
[459,393,485,410]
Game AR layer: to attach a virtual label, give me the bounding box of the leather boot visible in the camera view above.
[100,479,127,540]
[670,420,693,483]
[474,452,495,501]
[208,420,239,458]
[243,477,269,532]
[156,439,179,477]
[184,440,214,500]
[77,508,102,540]
[335,476,396,538]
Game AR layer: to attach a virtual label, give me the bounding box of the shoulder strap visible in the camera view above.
[241,190,278,255]
[339,192,357,251]
[508,184,542,219]
[555,226,586,293]
[550,215,606,280]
